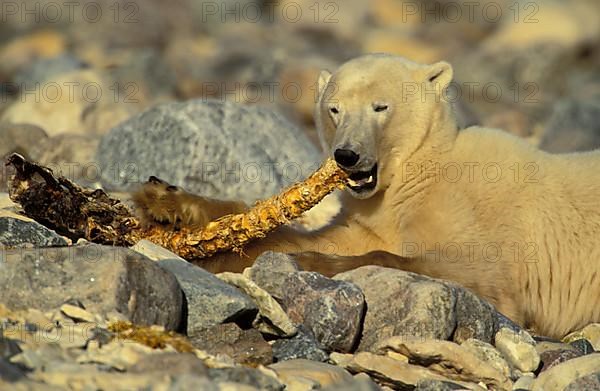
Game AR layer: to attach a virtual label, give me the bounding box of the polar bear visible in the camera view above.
[134,54,600,338]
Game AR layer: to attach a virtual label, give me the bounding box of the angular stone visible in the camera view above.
[272,326,328,363]
[569,338,596,355]
[513,374,535,390]
[334,266,497,351]
[189,323,273,366]
[244,252,300,300]
[0,244,183,330]
[535,341,578,354]
[532,353,600,390]
[60,304,96,323]
[496,312,526,335]
[0,217,67,248]
[269,359,354,389]
[157,259,257,335]
[452,287,496,344]
[217,272,296,337]
[539,349,581,372]
[495,328,540,373]
[565,323,600,351]
[281,271,365,352]
[375,337,512,389]
[461,338,512,380]
[330,352,455,389]
[132,239,184,261]
[97,100,321,203]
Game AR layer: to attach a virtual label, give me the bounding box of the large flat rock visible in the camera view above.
[0,243,183,330]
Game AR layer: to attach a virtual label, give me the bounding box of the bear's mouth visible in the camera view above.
[346,164,378,193]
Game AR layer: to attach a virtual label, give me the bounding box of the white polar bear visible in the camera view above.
[135,54,600,338]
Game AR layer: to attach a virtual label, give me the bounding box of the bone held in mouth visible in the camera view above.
[6,153,348,260]
[142,158,348,259]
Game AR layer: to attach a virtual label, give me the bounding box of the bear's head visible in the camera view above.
[315,53,455,199]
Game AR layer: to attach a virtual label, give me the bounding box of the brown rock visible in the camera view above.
[539,349,582,372]
[281,271,365,352]
[217,272,296,338]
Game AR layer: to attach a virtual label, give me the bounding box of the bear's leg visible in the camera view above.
[132,176,248,229]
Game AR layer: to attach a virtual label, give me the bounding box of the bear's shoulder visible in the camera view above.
[453,126,542,161]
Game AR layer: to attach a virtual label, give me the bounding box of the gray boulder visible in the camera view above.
[96,100,321,203]
[0,243,183,330]
[157,259,257,335]
[272,325,329,363]
[245,251,301,300]
[0,217,67,248]
[334,265,498,351]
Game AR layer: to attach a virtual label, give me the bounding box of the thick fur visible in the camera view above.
[133,54,600,338]
[133,176,247,229]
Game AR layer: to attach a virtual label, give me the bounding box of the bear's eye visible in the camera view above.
[373,104,388,113]
[330,107,339,115]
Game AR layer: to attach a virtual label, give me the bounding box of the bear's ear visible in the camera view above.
[318,70,332,96]
[424,61,453,89]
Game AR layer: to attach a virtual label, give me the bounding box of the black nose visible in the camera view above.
[334,148,360,167]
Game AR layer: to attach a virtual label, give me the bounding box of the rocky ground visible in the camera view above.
[1,196,600,390]
[2,0,600,390]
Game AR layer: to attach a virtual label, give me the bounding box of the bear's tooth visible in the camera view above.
[348,178,359,187]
